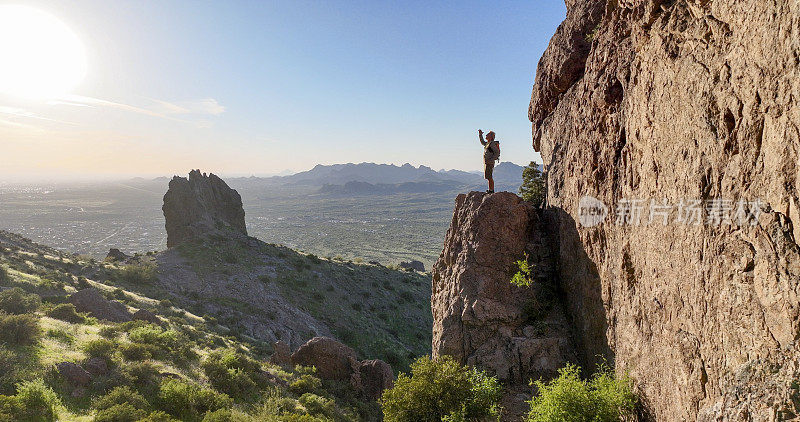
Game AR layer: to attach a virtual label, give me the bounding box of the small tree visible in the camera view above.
[519,162,546,207]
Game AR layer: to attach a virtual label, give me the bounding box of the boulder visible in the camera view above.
[83,357,109,376]
[358,359,394,400]
[105,248,130,262]
[132,309,161,325]
[399,260,425,272]
[162,169,247,248]
[56,362,91,387]
[269,340,291,366]
[290,336,359,381]
[69,288,131,322]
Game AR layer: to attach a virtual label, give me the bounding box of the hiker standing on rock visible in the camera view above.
[478,129,500,193]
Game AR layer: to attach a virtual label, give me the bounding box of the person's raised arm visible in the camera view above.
[478,129,486,145]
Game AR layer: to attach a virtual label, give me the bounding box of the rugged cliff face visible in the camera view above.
[162,169,247,247]
[431,192,576,417]
[530,0,800,419]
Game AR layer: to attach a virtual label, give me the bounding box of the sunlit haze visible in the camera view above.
[0,1,565,181]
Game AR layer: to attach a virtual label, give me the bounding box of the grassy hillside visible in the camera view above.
[0,232,385,421]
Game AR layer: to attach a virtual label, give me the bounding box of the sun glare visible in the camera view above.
[0,5,87,100]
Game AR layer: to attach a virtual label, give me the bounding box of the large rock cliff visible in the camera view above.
[528,0,800,420]
[162,169,247,248]
[431,192,576,416]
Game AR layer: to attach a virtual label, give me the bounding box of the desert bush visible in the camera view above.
[93,386,150,412]
[82,339,117,360]
[157,379,232,421]
[15,379,61,422]
[201,350,265,402]
[0,312,40,346]
[93,403,147,422]
[120,342,154,361]
[289,374,322,395]
[0,288,41,314]
[116,263,157,284]
[139,410,177,422]
[0,266,9,285]
[45,328,75,345]
[525,363,636,422]
[46,303,86,323]
[519,162,546,207]
[99,325,120,339]
[380,355,501,422]
[298,393,337,417]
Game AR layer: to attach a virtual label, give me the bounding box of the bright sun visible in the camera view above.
[0,5,87,100]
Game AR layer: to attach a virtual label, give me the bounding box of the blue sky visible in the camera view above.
[0,1,566,179]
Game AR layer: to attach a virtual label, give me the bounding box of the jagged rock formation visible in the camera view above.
[162,169,247,248]
[528,0,800,419]
[431,192,575,385]
[289,337,394,400]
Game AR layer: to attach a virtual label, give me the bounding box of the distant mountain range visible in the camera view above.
[127,162,535,195]
[252,162,529,194]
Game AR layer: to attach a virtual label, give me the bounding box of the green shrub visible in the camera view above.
[526,363,636,422]
[0,267,9,285]
[510,254,535,288]
[128,325,177,345]
[119,343,154,361]
[45,328,74,345]
[82,339,117,360]
[289,374,322,395]
[519,162,546,207]
[139,410,177,422]
[93,386,150,412]
[116,263,157,284]
[298,393,336,417]
[157,379,232,421]
[380,355,502,422]
[15,379,61,422]
[201,409,234,422]
[0,312,40,346]
[0,288,41,315]
[201,351,262,402]
[0,394,22,421]
[45,304,86,323]
[93,403,147,422]
[99,326,120,339]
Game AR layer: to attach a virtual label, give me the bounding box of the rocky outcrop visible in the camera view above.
[529,0,800,419]
[290,336,394,400]
[105,248,130,262]
[270,340,292,366]
[69,288,131,322]
[358,359,394,400]
[291,336,360,381]
[399,260,425,272]
[431,192,575,384]
[162,170,247,248]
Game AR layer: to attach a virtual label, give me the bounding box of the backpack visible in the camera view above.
[484,140,501,162]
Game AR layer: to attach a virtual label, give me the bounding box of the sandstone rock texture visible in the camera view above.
[431,192,575,385]
[162,169,247,248]
[530,0,800,419]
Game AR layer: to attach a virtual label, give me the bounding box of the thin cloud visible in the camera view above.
[54,95,225,122]
[0,106,78,125]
